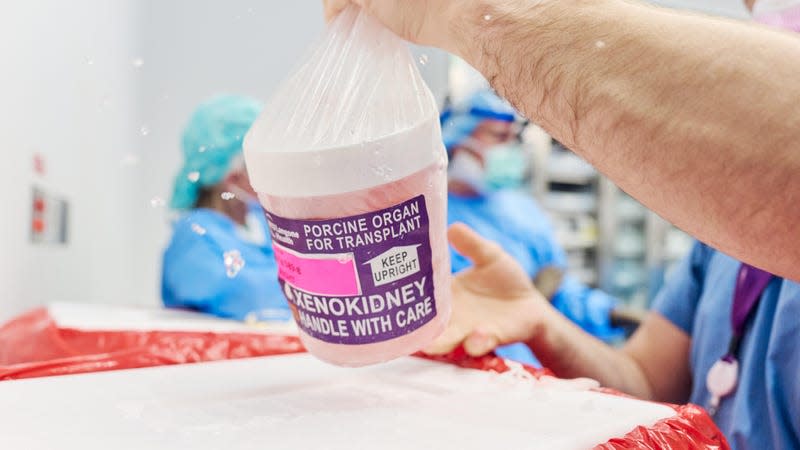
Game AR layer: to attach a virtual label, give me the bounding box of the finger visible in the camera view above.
[463,329,499,357]
[422,323,468,355]
[323,0,350,23]
[448,223,505,268]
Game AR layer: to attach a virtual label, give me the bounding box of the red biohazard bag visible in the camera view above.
[0,308,304,380]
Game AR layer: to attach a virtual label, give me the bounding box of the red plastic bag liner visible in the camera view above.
[0,308,304,380]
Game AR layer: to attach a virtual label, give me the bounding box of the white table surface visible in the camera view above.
[0,353,674,450]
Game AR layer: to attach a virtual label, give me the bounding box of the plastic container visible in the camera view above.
[243,7,450,366]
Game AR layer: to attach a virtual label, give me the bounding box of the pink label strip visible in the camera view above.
[272,244,360,296]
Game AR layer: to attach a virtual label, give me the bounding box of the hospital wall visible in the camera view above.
[0,0,142,321]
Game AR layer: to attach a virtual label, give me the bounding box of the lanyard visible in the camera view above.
[705,263,774,417]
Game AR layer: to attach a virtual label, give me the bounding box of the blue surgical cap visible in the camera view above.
[170,95,263,210]
[440,90,517,153]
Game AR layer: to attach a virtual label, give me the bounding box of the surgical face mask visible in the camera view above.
[485,144,529,191]
[448,151,488,195]
[752,0,800,31]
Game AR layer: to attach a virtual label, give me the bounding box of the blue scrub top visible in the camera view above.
[161,203,291,321]
[652,242,800,449]
[448,190,620,365]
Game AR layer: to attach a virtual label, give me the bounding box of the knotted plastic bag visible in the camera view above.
[244,7,450,366]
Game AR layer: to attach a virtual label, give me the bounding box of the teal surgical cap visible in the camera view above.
[440,90,518,153]
[170,95,263,210]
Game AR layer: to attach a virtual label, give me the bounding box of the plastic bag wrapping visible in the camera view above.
[0,308,304,381]
[244,6,451,366]
[245,7,437,153]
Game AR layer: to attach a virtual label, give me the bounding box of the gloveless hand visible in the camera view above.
[424,223,557,357]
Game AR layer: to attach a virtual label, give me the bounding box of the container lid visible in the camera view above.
[245,115,443,197]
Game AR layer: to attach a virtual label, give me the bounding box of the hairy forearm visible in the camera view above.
[452,0,800,280]
[529,307,655,400]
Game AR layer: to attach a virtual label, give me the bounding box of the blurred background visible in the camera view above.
[0,0,750,323]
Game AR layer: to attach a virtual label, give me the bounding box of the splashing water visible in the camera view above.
[132,57,144,68]
[150,196,165,208]
[419,54,429,66]
[187,171,200,183]
[191,223,207,235]
[140,125,150,136]
[220,191,236,201]
[223,250,245,278]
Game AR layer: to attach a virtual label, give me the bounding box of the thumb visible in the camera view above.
[323,0,352,23]
[448,223,504,268]
[463,329,500,357]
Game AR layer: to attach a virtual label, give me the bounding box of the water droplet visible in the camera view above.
[595,40,606,49]
[419,54,429,65]
[191,223,207,235]
[187,171,200,183]
[131,57,144,68]
[371,164,386,177]
[86,57,95,65]
[220,191,235,201]
[483,14,492,21]
[150,196,165,208]
[223,250,245,278]
[120,154,140,167]
[140,125,150,136]
[198,145,207,153]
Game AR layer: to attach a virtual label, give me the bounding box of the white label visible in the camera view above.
[365,245,421,286]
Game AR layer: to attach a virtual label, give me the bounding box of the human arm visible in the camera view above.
[324,0,800,281]
[427,223,692,402]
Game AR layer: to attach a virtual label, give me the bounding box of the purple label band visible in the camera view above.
[266,195,437,345]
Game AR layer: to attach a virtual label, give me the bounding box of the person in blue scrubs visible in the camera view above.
[651,242,799,448]
[443,91,621,364]
[161,95,291,322]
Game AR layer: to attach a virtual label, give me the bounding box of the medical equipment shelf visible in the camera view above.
[527,132,691,309]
